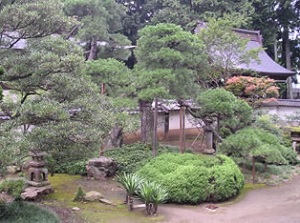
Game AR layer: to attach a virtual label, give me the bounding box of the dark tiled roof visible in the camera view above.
[195,22,295,80]
[237,40,295,79]
[155,99,198,113]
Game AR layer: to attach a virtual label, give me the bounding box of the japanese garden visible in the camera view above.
[0,0,299,222]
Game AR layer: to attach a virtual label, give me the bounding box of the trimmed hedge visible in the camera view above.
[137,153,244,204]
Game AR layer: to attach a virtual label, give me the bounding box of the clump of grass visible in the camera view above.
[73,186,85,202]
[0,178,26,199]
[0,201,59,223]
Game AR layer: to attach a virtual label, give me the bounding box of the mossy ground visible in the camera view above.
[44,174,164,223]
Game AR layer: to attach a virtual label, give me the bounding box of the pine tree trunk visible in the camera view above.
[139,100,153,143]
[152,98,158,157]
[88,37,98,60]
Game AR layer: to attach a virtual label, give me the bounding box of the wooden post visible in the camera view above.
[179,106,183,153]
[152,98,158,157]
[252,156,255,184]
[101,83,105,95]
[182,106,186,153]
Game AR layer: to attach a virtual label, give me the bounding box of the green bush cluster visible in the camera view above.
[0,201,59,223]
[219,127,298,165]
[104,143,153,173]
[104,143,176,173]
[0,179,26,198]
[137,153,244,204]
[53,160,87,175]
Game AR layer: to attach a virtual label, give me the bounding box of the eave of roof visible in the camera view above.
[195,22,296,80]
[237,41,296,78]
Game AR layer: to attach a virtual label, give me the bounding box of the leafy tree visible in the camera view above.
[117,0,256,68]
[64,0,131,60]
[0,0,115,174]
[219,127,298,182]
[86,58,134,98]
[190,88,252,140]
[250,0,300,71]
[196,18,261,88]
[146,0,255,30]
[0,36,114,171]
[0,0,75,49]
[116,0,153,44]
[134,23,207,146]
[225,76,279,107]
[86,58,139,149]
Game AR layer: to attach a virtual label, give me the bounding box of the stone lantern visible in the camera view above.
[203,118,215,154]
[21,151,53,201]
[26,151,50,187]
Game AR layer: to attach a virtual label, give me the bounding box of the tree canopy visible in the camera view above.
[192,88,253,138]
[0,0,116,175]
[134,23,207,101]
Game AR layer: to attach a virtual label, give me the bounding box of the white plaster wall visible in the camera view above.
[257,106,300,120]
[169,111,196,130]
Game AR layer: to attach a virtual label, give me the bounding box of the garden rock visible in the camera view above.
[72,207,80,211]
[99,198,114,205]
[86,157,117,180]
[84,191,103,201]
[21,185,53,201]
[6,166,20,174]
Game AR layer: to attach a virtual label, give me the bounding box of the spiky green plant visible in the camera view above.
[73,186,85,202]
[116,172,143,210]
[138,181,168,215]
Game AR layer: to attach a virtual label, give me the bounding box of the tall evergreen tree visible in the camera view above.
[0,0,114,175]
[134,23,208,147]
[64,0,131,60]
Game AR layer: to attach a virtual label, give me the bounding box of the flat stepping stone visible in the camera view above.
[21,185,53,201]
[99,198,115,205]
[133,204,146,209]
[84,191,103,201]
[72,207,80,211]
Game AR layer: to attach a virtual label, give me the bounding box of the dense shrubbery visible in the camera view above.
[53,160,87,175]
[105,143,177,173]
[46,143,178,175]
[0,201,59,223]
[137,153,244,204]
[219,127,298,165]
[0,178,25,199]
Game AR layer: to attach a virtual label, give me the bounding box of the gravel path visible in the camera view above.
[159,175,300,223]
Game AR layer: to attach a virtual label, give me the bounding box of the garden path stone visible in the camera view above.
[21,185,53,201]
[99,198,115,205]
[84,191,103,201]
[72,207,80,211]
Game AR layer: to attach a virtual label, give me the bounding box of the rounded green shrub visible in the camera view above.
[137,153,244,204]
